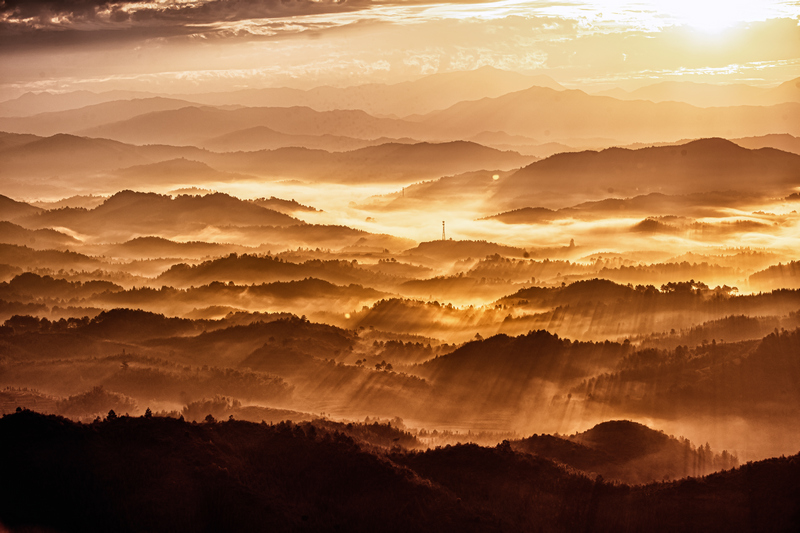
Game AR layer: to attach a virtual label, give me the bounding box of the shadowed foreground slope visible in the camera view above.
[1,411,799,533]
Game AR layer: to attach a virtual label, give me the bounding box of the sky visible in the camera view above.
[0,0,799,98]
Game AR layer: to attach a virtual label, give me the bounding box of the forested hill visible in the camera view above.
[2,411,799,533]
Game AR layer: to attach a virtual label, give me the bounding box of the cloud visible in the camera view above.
[1,0,372,25]
[0,1,796,96]
[0,0,376,49]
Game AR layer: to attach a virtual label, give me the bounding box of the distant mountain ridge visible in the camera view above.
[0,67,563,119]
[182,66,564,117]
[77,105,424,145]
[0,89,159,117]
[0,133,533,186]
[493,138,800,208]
[595,77,800,107]
[0,98,207,137]
[201,125,417,153]
[418,86,800,143]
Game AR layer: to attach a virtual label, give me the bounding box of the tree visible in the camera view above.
[107,409,117,420]
[144,407,152,418]
[204,414,216,424]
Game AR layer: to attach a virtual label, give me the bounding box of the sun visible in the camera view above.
[652,0,774,33]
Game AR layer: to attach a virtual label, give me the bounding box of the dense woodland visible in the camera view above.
[1,411,798,533]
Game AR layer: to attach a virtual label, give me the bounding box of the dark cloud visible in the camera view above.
[0,0,372,30]
[0,0,371,23]
[127,0,372,24]
[1,0,137,22]
[0,0,377,50]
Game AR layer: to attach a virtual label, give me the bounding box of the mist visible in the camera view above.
[2,8,800,530]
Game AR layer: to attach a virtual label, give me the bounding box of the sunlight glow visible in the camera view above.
[659,0,774,33]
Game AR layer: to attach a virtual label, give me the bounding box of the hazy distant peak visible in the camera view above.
[731,133,800,156]
[30,133,89,146]
[775,76,800,91]
[14,133,128,155]
[591,76,800,107]
[679,137,741,150]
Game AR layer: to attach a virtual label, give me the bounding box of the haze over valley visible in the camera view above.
[1,1,800,531]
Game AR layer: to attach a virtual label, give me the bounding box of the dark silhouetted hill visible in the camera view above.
[20,191,301,237]
[201,223,414,252]
[250,196,320,214]
[0,195,42,221]
[417,330,627,401]
[397,275,520,303]
[0,243,103,271]
[0,272,122,302]
[0,131,41,150]
[102,236,239,260]
[89,278,389,318]
[749,261,800,291]
[81,308,204,341]
[156,253,400,290]
[513,420,738,484]
[579,328,800,420]
[205,141,535,184]
[55,386,137,418]
[402,239,528,264]
[494,138,800,208]
[31,194,107,210]
[4,411,798,533]
[0,411,486,533]
[0,221,80,249]
[485,190,761,223]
